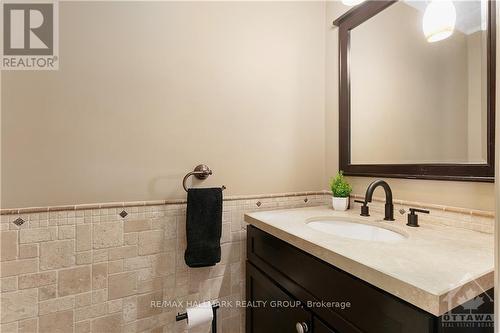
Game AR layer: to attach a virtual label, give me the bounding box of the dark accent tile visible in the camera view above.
[256,201,262,207]
[119,210,128,218]
[304,198,308,203]
[13,218,25,226]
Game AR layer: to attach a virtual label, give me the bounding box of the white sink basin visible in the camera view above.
[307,219,405,242]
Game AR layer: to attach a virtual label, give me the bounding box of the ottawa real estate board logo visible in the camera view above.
[1,0,58,70]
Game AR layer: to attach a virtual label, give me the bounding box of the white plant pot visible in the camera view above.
[332,197,349,211]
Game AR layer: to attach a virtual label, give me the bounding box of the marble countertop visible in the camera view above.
[244,206,494,316]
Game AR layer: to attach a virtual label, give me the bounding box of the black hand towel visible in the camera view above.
[184,187,223,267]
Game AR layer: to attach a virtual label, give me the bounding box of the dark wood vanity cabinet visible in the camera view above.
[246,225,493,333]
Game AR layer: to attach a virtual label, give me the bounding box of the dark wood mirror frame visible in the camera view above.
[334,0,496,182]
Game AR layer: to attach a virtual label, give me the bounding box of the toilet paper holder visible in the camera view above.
[176,302,220,333]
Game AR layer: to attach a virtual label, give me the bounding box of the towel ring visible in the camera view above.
[182,164,226,192]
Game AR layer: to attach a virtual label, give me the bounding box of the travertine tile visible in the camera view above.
[108,260,123,274]
[1,259,38,277]
[75,320,90,333]
[0,231,17,261]
[0,193,320,332]
[137,277,163,294]
[58,266,91,296]
[107,299,123,313]
[38,285,56,301]
[137,291,162,319]
[122,322,136,333]
[221,223,231,244]
[1,289,38,323]
[76,251,92,265]
[1,277,18,292]
[138,231,163,255]
[18,318,37,333]
[164,240,177,256]
[164,217,177,240]
[19,272,56,289]
[19,228,56,243]
[58,225,75,239]
[150,218,163,230]
[76,225,91,252]
[124,219,150,233]
[122,296,137,323]
[39,310,73,333]
[92,249,108,263]
[93,223,123,249]
[18,244,38,259]
[135,316,157,331]
[108,272,137,300]
[221,242,240,264]
[0,322,17,333]
[108,246,137,260]
[39,296,74,315]
[75,303,107,321]
[92,263,108,290]
[152,253,175,277]
[75,292,92,308]
[123,233,138,245]
[92,289,107,304]
[91,313,121,333]
[40,240,75,270]
[123,256,151,271]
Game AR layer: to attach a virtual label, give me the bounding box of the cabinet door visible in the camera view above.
[314,317,338,333]
[246,262,311,333]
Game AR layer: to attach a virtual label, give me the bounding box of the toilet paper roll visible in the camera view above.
[186,301,214,329]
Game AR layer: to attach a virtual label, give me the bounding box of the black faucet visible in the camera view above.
[363,180,394,221]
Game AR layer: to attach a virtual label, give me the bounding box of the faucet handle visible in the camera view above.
[354,200,370,217]
[407,207,430,227]
[409,208,430,215]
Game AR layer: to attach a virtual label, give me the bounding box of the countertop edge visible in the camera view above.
[244,214,493,317]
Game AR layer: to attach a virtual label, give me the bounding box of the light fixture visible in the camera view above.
[422,0,457,42]
[341,0,365,6]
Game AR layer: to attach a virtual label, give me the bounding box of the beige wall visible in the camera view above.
[325,1,495,211]
[1,1,495,212]
[1,1,326,208]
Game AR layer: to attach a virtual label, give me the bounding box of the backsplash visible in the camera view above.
[0,192,328,333]
[349,194,494,234]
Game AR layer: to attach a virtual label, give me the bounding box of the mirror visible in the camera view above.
[334,0,495,181]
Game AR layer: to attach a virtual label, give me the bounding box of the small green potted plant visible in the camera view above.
[330,171,352,211]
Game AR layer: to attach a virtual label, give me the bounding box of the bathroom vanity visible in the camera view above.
[244,207,494,333]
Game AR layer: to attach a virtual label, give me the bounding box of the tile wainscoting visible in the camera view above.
[0,191,493,333]
[0,192,328,333]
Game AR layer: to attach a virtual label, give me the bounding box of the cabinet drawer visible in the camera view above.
[247,225,435,333]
